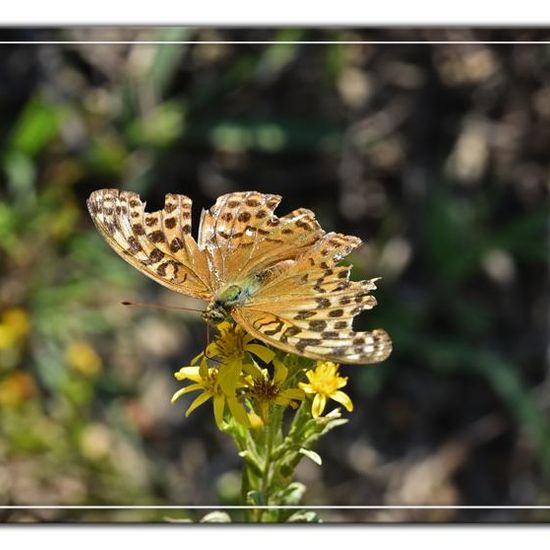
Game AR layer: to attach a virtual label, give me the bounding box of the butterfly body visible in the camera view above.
[203,282,258,325]
[87,189,392,365]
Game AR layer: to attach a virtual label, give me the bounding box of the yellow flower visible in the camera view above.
[65,340,103,377]
[203,321,275,395]
[0,308,30,350]
[299,361,353,419]
[206,321,275,363]
[246,359,304,425]
[0,371,35,407]
[172,361,251,428]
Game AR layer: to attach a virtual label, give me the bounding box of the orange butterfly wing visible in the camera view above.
[87,189,212,300]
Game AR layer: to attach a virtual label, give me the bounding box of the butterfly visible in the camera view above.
[87,189,392,364]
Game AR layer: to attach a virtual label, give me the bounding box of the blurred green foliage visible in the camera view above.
[0,27,549,522]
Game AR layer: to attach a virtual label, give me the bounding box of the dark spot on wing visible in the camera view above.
[328,309,344,317]
[149,248,165,262]
[169,237,184,253]
[294,310,316,320]
[309,320,327,331]
[149,230,165,243]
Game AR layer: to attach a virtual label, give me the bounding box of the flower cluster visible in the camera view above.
[171,322,353,429]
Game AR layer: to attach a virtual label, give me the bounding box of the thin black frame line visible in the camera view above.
[1,505,550,510]
[0,41,550,45]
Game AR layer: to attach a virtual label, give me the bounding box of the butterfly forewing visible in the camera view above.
[198,192,325,287]
[87,189,212,300]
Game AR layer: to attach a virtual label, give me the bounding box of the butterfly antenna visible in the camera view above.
[121,301,203,314]
[203,323,221,363]
[123,301,222,363]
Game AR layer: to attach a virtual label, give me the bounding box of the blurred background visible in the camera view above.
[0,27,548,522]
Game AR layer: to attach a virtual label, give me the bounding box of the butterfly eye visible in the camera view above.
[203,304,228,325]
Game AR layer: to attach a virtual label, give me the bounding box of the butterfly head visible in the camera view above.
[202,284,251,326]
[201,302,229,326]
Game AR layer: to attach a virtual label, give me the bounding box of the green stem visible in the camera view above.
[240,462,251,522]
[261,423,274,493]
[257,405,284,522]
[251,423,270,521]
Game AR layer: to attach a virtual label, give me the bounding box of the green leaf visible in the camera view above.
[238,450,264,477]
[299,448,323,465]
[127,101,186,147]
[255,29,303,82]
[274,482,306,506]
[9,96,63,156]
[164,516,193,523]
[181,117,343,154]
[287,511,322,523]
[318,417,349,436]
[246,490,263,506]
[150,28,192,94]
[491,206,549,260]
[87,133,127,175]
[3,151,36,193]
[200,511,232,523]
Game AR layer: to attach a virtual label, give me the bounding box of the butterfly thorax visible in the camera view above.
[202,282,257,326]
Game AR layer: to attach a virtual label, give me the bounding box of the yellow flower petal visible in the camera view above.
[242,360,264,379]
[191,352,204,365]
[174,366,201,381]
[217,321,232,333]
[218,360,242,395]
[305,370,317,384]
[186,391,212,416]
[171,383,203,403]
[226,396,251,427]
[280,388,304,401]
[259,400,270,423]
[336,377,348,389]
[298,383,316,395]
[248,411,264,429]
[198,357,209,379]
[205,341,221,359]
[246,343,276,364]
[273,395,289,407]
[213,394,225,427]
[312,394,327,418]
[273,359,288,385]
[331,390,353,412]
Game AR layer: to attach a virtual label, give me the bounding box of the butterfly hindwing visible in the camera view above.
[233,229,392,364]
[232,307,392,364]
